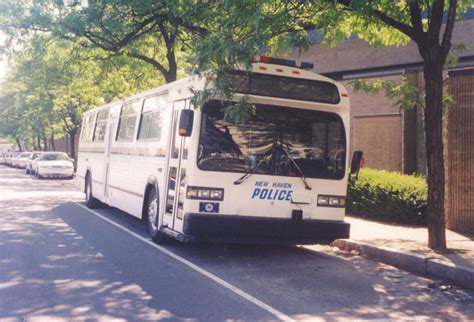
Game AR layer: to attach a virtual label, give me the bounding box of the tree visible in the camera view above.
[320,0,473,250]
[0,0,205,83]
[0,35,162,158]
[0,86,25,150]
[190,0,472,250]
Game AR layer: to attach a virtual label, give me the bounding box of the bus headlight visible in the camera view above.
[187,186,224,201]
[317,195,345,208]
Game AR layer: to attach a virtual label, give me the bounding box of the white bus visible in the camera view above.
[77,56,362,244]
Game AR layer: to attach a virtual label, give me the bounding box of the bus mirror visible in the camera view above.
[350,151,364,176]
[179,110,194,137]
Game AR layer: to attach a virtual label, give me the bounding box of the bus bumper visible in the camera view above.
[182,213,350,245]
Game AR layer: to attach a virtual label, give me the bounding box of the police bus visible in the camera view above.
[76,56,362,244]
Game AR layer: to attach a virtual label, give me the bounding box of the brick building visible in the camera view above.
[293,17,474,233]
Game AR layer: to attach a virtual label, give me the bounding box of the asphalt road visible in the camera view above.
[1,165,473,321]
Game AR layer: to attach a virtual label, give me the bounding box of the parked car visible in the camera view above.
[4,152,12,166]
[26,152,42,174]
[0,153,7,165]
[18,152,33,169]
[35,152,74,179]
[10,152,22,168]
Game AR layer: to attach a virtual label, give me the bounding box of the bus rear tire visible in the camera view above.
[85,174,100,209]
[145,186,170,244]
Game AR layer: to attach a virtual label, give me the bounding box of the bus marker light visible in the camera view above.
[210,189,223,199]
[186,187,199,198]
[250,55,314,69]
[276,68,284,73]
[198,189,210,198]
[259,66,268,71]
[329,197,340,206]
[341,93,349,97]
[317,195,346,208]
[187,186,224,201]
[317,195,329,205]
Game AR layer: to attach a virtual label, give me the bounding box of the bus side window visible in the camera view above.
[92,108,109,142]
[138,95,165,140]
[117,100,141,141]
[81,112,97,143]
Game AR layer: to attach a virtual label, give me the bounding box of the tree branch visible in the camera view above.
[408,1,424,33]
[371,8,420,42]
[441,0,457,58]
[330,0,420,43]
[428,0,445,41]
[126,52,169,78]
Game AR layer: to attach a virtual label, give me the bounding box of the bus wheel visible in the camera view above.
[146,186,169,244]
[85,174,100,209]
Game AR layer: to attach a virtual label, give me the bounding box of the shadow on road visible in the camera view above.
[57,203,474,320]
[1,190,473,320]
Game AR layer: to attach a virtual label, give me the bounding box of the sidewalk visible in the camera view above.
[346,215,474,267]
[326,216,474,289]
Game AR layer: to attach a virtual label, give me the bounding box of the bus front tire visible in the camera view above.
[145,186,169,244]
[85,175,100,209]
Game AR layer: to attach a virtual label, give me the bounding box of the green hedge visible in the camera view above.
[347,168,427,225]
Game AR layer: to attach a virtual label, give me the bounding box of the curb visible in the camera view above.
[331,239,474,290]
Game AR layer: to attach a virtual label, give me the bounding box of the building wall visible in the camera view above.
[445,69,474,233]
[298,19,474,75]
[291,18,474,233]
[291,19,474,176]
[342,75,405,172]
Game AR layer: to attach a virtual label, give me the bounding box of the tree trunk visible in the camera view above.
[50,130,56,151]
[36,136,41,151]
[14,137,22,151]
[423,59,447,250]
[68,129,77,160]
[165,47,177,83]
[42,134,48,151]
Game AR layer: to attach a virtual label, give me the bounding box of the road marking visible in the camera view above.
[74,202,294,322]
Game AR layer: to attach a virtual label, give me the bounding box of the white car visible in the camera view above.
[35,152,74,179]
[18,152,33,169]
[10,152,22,168]
[26,152,42,174]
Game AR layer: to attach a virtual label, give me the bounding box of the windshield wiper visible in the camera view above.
[234,144,312,190]
[280,147,312,190]
[233,153,272,185]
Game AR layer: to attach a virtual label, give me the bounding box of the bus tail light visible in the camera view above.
[317,195,345,208]
[187,186,224,201]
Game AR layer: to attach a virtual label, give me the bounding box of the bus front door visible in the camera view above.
[163,100,189,232]
[103,119,115,202]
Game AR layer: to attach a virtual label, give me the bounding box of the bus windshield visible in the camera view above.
[198,101,346,180]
